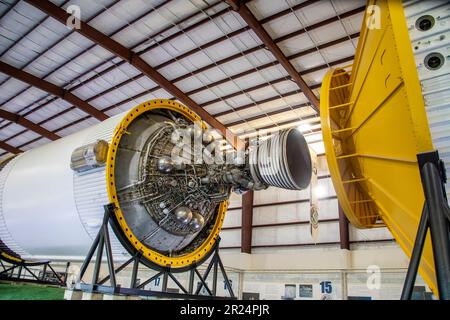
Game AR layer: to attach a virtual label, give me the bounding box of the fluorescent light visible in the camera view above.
[314,185,327,198]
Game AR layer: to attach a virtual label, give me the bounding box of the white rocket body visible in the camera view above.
[0,113,128,261]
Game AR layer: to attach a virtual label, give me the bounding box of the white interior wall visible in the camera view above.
[220,154,394,250]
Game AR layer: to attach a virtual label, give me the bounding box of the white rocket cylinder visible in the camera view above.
[0,113,128,262]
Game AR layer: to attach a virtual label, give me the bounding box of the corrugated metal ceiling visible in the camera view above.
[0,0,365,157]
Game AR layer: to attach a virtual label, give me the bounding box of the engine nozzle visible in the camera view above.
[249,128,312,190]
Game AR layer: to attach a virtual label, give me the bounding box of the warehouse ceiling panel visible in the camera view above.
[0,0,366,157]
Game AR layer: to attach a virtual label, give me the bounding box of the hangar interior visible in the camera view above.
[0,0,448,300]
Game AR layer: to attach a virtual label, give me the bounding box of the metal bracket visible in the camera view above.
[0,258,66,286]
[75,204,236,299]
[401,151,450,300]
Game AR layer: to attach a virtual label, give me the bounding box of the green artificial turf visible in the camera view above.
[0,282,64,300]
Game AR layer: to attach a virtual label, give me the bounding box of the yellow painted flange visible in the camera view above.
[320,67,382,229]
[0,251,22,263]
[105,99,227,269]
[320,0,437,295]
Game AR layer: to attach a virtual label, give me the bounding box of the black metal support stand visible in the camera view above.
[75,204,236,300]
[0,259,66,286]
[401,151,450,300]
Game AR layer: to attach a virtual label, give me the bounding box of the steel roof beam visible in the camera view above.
[26,0,240,148]
[2,110,322,156]
[84,31,358,110]
[0,0,219,131]
[0,0,70,58]
[60,2,228,97]
[1,2,362,150]
[216,83,321,118]
[185,32,357,95]
[5,84,323,152]
[0,0,121,115]
[61,0,318,97]
[149,6,364,85]
[0,109,59,140]
[225,0,320,113]
[76,55,350,124]
[226,102,311,128]
[9,0,324,123]
[3,91,322,154]
[238,121,322,139]
[0,140,21,154]
[0,61,108,121]
[213,55,354,118]
[5,4,362,134]
[28,32,358,132]
[1,53,352,145]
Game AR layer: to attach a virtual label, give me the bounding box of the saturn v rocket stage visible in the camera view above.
[0,99,312,271]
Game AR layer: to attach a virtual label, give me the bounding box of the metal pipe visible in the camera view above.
[188,269,195,294]
[47,263,64,285]
[228,194,336,210]
[137,271,163,290]
[220,239,396,250]
[99,256,134,285]
[168,273,188,294]
[130,255,140,288]
[23,266,40,281]
[194,268,213,296]
[421,162,450,299]
[77,230,102,283]
[223,218,339,230]
[162,271,168,292]
[103,223,116,288]
[217,253,235,298]
[212,257,218,296]
[91,234,104,285]
[225,0,320,111]
[401,205,429,300]
[41,263,47,281]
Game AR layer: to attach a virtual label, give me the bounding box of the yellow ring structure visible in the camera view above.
[320,0,437,294]
[105,99,227,269]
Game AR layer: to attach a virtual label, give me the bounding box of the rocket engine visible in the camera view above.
[0,99,311,270]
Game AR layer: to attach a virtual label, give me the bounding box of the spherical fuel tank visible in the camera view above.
[0,99,312,271]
